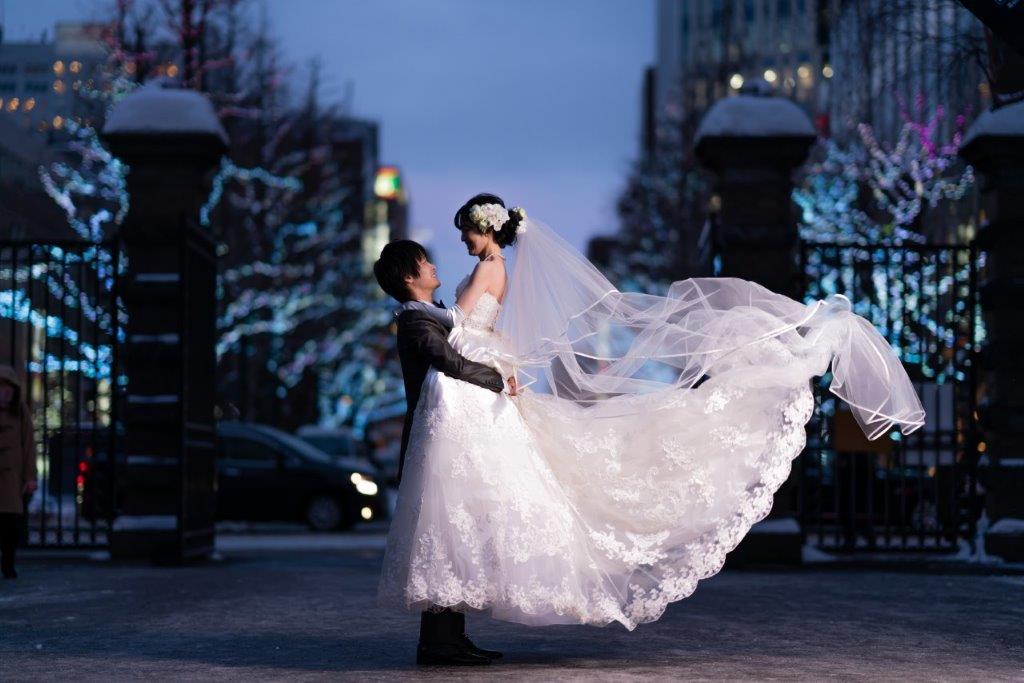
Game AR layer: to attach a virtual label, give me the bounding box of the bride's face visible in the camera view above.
[460,226,495,257]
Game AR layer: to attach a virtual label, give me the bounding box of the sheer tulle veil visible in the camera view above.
[496,216,925,440]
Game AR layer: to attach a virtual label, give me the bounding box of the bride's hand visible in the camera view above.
[506,376,518,396]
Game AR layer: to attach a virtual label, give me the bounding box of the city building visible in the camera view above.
[363,165,409,271]
[825,0,988,144]
[0,22,107,142]
[654,0,831,131]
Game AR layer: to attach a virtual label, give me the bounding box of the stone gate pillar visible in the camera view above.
[959,100,1024,562]
[694,83,816,297]
[695,83,816,564]
[101,85,227,562]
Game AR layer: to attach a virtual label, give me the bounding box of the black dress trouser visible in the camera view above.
[0,513,18,575]
[419,607,464,645]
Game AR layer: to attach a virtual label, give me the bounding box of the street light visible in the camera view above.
[729,73,744,90]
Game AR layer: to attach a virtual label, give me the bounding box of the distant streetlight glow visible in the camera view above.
[764,69,778,83]
[729,73,744,90]
[822,64,834,79]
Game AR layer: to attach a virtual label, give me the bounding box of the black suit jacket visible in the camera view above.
[395,309,504,483]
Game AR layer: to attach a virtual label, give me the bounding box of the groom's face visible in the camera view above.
[405,256,440,297]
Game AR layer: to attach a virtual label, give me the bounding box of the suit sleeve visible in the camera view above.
[407,318,505,393]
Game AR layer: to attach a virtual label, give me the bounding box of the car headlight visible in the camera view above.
[351,473,378,496]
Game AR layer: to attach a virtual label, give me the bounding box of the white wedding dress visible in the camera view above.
[377,218,924,631]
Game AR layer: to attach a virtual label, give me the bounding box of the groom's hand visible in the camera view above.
[506,376,518,396]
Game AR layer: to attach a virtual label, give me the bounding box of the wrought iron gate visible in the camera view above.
[1,239,124,548]
[798,241,980,552]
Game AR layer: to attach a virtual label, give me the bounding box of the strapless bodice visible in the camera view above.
[463,292,501,332]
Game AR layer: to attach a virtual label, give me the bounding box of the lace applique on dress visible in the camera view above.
[463,293,501,332]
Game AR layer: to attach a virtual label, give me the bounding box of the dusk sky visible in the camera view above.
[7,1,655,301]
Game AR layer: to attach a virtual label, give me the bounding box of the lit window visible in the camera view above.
[53,60,65,75]
[24,98,35,111]
[167,64,179,78]
[822,64,834,79]
[6,98,19,112]
[797,64,811,80]
[53,80,66,94]
[70,61,82,74]
[52,115,64,129]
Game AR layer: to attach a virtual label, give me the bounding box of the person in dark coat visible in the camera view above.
[373,240,513,666]
[0,365,37,579]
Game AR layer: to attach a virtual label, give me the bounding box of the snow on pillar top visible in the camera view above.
[962,100,1024,148]
[103,83,228,146]
[695,81,815,144]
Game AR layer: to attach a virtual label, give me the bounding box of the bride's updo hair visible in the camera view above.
[453,192,523,248]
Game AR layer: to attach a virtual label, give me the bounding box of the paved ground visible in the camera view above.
[2,531,1023,681]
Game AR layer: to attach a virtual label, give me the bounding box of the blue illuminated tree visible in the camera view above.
[614,98,709,293]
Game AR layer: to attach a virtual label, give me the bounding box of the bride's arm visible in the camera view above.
[455,259,502,315]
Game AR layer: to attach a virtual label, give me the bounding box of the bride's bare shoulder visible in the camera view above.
[469,257,505,283]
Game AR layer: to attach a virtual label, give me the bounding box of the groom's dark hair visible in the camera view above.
[374,240,429,303]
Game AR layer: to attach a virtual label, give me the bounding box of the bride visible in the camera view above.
[377,193,925,632]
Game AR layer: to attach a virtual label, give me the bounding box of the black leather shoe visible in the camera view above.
[460,634,503,660]
[416,641,492,666]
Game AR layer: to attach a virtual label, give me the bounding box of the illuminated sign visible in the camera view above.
[374,166,403,200]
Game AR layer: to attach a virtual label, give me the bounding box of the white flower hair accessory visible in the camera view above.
[468,203,510,233]
[510,206,527,234]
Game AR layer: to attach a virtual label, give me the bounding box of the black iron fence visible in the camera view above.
[798,241,981,552]
[1,239,124,548]
[3,234,983,555]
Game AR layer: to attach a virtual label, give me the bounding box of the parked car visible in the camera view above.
[218,422,386,530]
[296,425,369,459]
[76,422,387,531]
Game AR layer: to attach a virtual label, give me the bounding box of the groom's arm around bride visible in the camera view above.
[394,309,505,483]
[372,239,511,485]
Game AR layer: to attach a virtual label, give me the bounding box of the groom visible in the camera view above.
[373,240,513,666]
